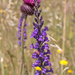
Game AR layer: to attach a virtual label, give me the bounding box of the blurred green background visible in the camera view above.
[0,0,75,75]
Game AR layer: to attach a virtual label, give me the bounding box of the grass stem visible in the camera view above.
[61,0,66,75]
[20,15,28,75]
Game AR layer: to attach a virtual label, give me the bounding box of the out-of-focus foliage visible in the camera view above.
[0,0,75,75]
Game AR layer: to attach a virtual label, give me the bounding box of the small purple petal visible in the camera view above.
[32,52,39,59]
[38,35,44,41]
[30,44,34,49]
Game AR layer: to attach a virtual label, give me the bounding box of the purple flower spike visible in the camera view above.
[30,0,53,75]
[17,14,27,48]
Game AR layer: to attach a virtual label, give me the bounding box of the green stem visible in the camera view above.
[1,59,4,75]
[20,15,28,75]
[61,0,66,75]
[7,50,16,75]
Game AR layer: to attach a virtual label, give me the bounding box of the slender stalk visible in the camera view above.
[20,15,26,75]
[1,59,4,75]
[7,50,16,75]
[61,0,66,75]
[63,0,66,58]
[20,15,28,75]
[74,13,75,63]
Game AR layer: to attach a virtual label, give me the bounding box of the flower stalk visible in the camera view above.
[17,14,28,75]
[30,0,53,75]
[61,0,66,75]
[20,14,27,75]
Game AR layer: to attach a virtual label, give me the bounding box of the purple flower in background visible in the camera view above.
[21,0,41,15]
[17,14,27,47]
[23,0,41,7]
[30,0,53,75]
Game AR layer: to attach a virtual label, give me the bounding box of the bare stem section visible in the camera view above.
[63,0,66,58]
[61,0,66,75]
[20,15,28,75]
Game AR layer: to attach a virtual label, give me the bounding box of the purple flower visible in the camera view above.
[39,52,44,57]
[34,42,39,49]
[17,14,27,47]
[44,50,51,55]
[44,56,49,62]
[44,43,49,50]
[38,35,44,41]
[32,63,39,68]
[30,44,34,49]
[50,68,53,73]
[23,0,41,7]
[32,52,39,58]
[46,74,51,75]
[42,31,47,36]
[30,0,53,75]
[44,26,49,31]
[34,71,41,75]
[44,61,51,67]
[42,68,47,74]
[30,29,38,38]
[44,36,49,42]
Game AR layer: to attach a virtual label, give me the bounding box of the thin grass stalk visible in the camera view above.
[1,59,4,75]
[7,50,16,75]
[61,0,66,75]
[73,13,75,64]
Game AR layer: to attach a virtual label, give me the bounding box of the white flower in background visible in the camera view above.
[1,57,4,63]
[0,37,2,40]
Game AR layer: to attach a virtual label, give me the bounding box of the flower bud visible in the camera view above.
[20,3,34,15]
